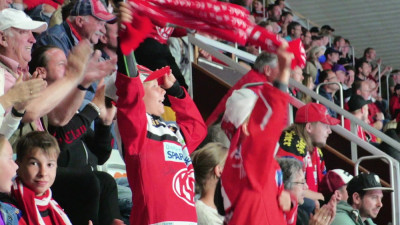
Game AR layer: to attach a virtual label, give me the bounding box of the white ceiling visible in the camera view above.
[287,0,400,69]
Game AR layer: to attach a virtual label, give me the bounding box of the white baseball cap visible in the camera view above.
[0,8,47,33]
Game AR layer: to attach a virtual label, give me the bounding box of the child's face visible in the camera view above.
[0,140,18,193]
[17,148,57,196]
[143,80,166,116]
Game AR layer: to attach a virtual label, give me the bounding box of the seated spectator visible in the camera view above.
[389,84,400,120]
[265,3,281,22]
[344,95,373,142]
[289,66,304,99]
[317,70,340,118]
[368,80,389,131]
[278,11,293,37]
[251,0,266,23]
[0,76,45,138]
[275,0,285,10]
[321,48,340,70]
[381,69,400,101]
[332,36,345,52]
[278,158,337,225]
[320,25,335,37]
[301,28,312,51]
[0,134,24,224]
[379,121,400,163]
[309,27,319,37]
[301,73,314,104]
[355,59,372,82]
[319,169,353,204]
[357,48,392,83]
[12,131,72,224]
[343,66,355,94]
[331,173,392,225]
[284,21,302,41]
[258,19,281,34]
[305,46,325,83]
[338,39,352,66]
[191,142,228,225]
[332,64,352,101]
[277,103,340,217]
[29,45,122,225]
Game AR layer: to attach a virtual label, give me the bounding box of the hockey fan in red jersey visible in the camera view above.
[221,46,299,225]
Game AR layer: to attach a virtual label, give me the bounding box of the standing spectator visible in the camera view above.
[206,52,280,126]
[277,103,340,215]
[191,142,228,225]
[221,47,297,225]
[321,48,340,70]
[389,84,400,120]
[331,173,392,225]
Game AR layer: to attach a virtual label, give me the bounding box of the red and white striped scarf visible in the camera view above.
[119,0,306,69]
[11,179,71,225]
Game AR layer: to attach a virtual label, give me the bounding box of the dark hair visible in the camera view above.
[319,70,331,83]
[344,65,355,73]
[29,45,62,74]
[16,131,60,162]
[287,21,300,36]
[282,11,293,17]
[352,81,363,94]
[355,59,369,74]
[62,1,76,21]
[363,47,374,58]
[348,189,366,205]
[333,36,343,47]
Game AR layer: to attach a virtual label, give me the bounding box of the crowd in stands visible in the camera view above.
[0,0,397,225]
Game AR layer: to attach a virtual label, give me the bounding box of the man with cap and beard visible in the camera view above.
[331,173,392,225]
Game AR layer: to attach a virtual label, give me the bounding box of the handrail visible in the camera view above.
[188,34,400,223]
[315,82,344,127]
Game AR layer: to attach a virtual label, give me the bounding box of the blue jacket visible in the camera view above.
[35,21,78,56]
[0,201,24,225]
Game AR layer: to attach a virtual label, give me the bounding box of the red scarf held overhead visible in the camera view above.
[119,0,306,69]
[11,179,72,225]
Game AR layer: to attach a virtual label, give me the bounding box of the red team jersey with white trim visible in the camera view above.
[221,83,297,225]
[116,73,207,225]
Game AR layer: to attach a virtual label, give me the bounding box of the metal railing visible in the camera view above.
[187,33,400,223]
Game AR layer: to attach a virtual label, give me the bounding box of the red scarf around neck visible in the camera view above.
[11,178,71,225]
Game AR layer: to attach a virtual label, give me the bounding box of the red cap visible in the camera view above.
[319,169,353,196]
[295,103,340,125]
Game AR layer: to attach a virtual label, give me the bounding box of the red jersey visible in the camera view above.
[116,73,207,225]
[277,131,327,192]
[221,83,297,225]
[206,69,268,126]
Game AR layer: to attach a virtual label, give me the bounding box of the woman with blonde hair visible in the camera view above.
[305,46,326,83]
[191,142,228,225]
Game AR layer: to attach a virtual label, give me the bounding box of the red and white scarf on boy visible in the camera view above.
[11,179,71,225]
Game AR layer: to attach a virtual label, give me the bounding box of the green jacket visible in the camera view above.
[331,201,376,225]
